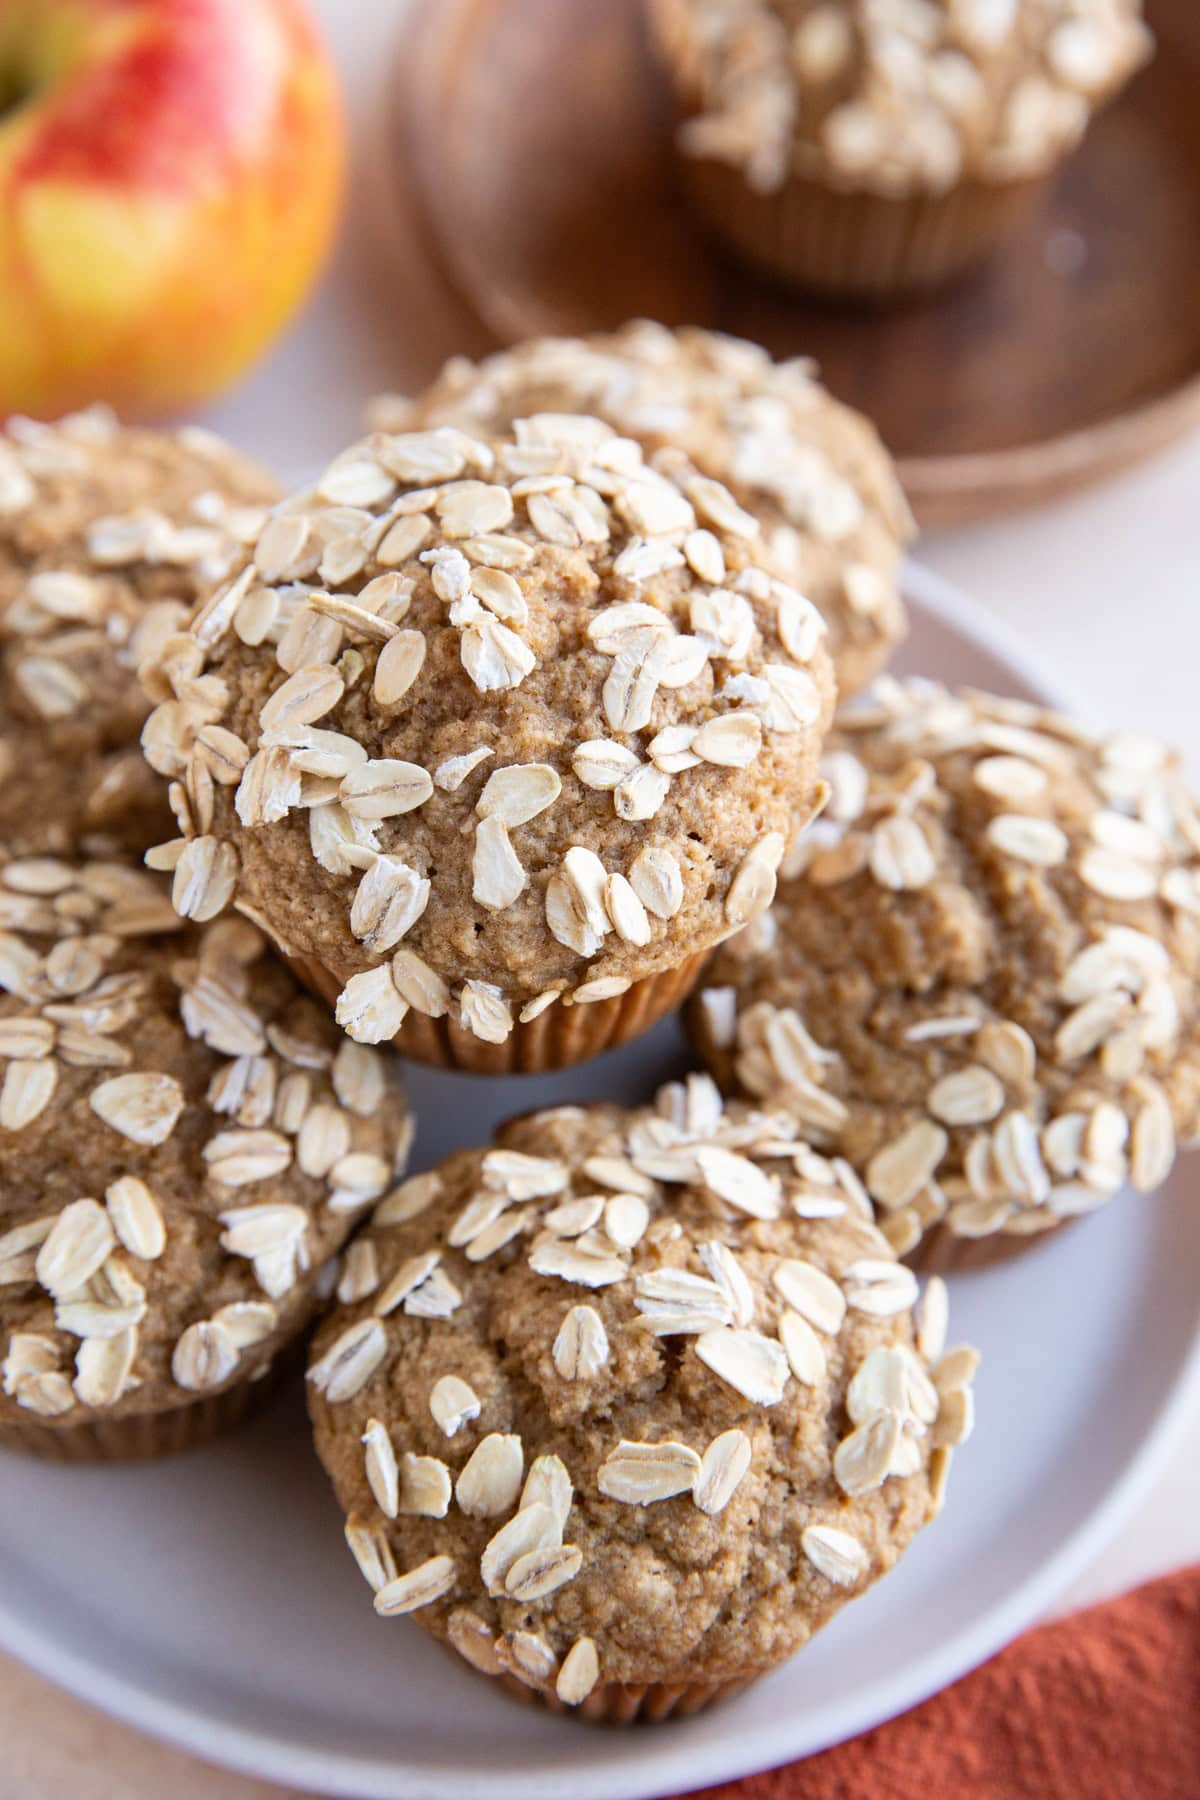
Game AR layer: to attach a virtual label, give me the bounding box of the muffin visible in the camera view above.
[689,678,1200,1270]
[0,406,275,857]
[306,1076,976,1721]
[378,322,913,696]
[0,855,412,1461]
[649,0,1153,297]
[142,413,836,1073]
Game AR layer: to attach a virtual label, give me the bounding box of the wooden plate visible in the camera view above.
[394,0,1200,528]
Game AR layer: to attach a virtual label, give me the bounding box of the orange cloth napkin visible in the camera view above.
[685,1566,1200,1800]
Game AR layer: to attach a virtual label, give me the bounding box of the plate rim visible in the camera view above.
[1,562,1197,1800]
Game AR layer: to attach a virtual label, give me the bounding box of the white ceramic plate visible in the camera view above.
[2,565,1198,1800]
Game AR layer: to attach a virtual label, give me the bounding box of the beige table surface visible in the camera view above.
[3,2,1200,1795]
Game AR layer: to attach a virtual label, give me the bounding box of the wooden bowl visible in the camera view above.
[392,0,1200,528]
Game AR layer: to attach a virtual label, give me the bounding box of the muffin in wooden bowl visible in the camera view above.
[650,0,1152,298]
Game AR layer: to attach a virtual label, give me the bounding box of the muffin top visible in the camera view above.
[0,856,412,1430]
[692,678,1200,1254]
[0,407,276,857]
[655,0,1152,196]
[144,414,835,1050]
[377,322,913,697]
[306,1077,975,1702]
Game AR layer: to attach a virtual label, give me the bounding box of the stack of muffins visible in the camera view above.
[2,315,1193,1722]
[0,413,415,1459]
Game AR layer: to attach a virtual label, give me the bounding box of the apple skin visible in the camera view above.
[0,0,345,418]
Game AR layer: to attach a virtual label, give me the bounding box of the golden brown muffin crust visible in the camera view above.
[692,678,1200,1253]
[379,321,911,697]
[0,856,411,1432]
[143,415,835,1051]
[654,0,1152,196]
[307,1079,975,1704]
[0,407,275,857]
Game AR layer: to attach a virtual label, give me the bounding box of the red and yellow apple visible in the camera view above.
[0,0,344,418]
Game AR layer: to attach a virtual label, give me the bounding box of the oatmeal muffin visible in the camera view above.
[0,406,275,857]
[380,322,913,697]
[0,856,411,1461]
[143,414,835,1073]
[307,1076,975,1722]
[650,0,1152,296]
[690,678,1200,1270]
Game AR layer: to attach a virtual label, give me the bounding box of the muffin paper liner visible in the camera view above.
[679,157,1043,300]
[286,949,712,1074]
[0,1360,286,1464]
[454,1649,754,1725]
